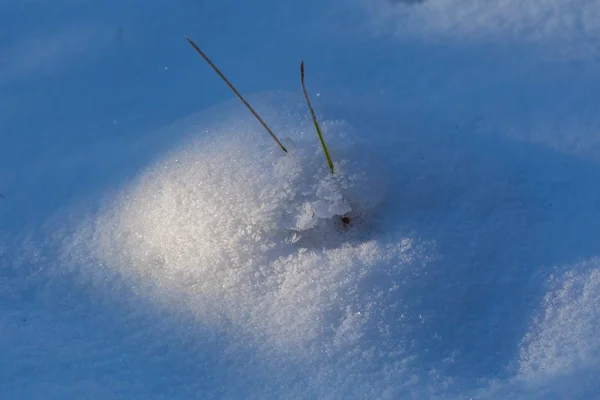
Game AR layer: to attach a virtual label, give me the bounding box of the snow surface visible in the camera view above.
[2,0,600,398]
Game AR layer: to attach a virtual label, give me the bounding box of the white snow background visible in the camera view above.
[1,0,600,398]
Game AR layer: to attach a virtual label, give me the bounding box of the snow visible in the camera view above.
[361,0,600,50]
[518,261,600,382]
[2,0,600,398]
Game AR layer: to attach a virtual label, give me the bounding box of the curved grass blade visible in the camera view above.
[185,37,288,153]
[300,61,334,174]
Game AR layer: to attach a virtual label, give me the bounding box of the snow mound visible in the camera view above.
[517,260,600,392]
[472,260,600,399]
[64,105,444,396]
[58,90,600,397]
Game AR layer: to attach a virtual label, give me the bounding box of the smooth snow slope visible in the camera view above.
[2,0,600,399]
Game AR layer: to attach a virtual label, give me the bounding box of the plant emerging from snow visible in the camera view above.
[186,37,352,225]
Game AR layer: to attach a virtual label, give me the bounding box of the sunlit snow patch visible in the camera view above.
[68,101,435,383]
[517,260,600,391]
[470,260,600,399]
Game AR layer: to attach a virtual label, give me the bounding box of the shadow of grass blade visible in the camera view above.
[301,61,334,174]
[185,37,287,153]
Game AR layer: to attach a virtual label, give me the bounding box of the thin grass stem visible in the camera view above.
[300,61,334,174]
[185,37,288,153]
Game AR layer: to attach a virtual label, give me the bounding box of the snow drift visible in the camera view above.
[63,99,447,397]
[5,88,599,398]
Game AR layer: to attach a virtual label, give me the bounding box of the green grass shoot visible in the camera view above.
[185,37,288,153]
[300,61,334,174]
